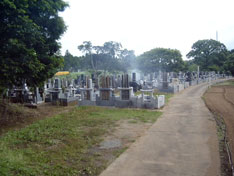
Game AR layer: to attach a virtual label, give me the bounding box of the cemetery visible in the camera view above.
[2,1,234,175]
[1,70,232,176]
[6,70,230,110]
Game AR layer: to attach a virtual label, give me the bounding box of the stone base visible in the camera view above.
[115,99,133,108]
[96,100,115,106]
[59,97,79,106]
[78,100,96,106]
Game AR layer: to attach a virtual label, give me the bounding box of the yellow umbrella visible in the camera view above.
[55,71,70,76]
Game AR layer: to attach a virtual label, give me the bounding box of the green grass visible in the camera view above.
[214,79,234,86]
[164,93,173,104]
[0,106,162,176]
[113,147,128,158]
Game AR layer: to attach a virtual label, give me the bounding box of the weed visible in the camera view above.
[0,106,161,176]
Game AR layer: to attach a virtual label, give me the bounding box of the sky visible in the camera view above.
[59,0,234,60]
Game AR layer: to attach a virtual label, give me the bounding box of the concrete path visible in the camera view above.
[100,83,220,176]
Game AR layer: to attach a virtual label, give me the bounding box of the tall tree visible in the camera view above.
[186,39,228,71]
[63,50,82,72]
[184,60,199,72]
[137,48,185,73]
[102,41,122,58]
[224,49,234,75]
[78,41,96,72]
[0,0,68,93]
[119,49,136,72]
[77,41,135,73]
[97,41,123,74]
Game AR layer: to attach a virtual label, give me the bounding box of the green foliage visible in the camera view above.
[214,80,234,86]
[0,106,162,175]
[77,41,136,73]
[137,48,185,73]
[119,49,136,71]
[63,50,84,72]
[0,0,68,91]
[187,39,228,71]
[224,50,234,75]
[184,60,199,72]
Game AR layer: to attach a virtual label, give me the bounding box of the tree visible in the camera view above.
[63,50,82,72]
[137,48,185,73]
[97,41,123,74]
[102,41,122,58]
[119,49,136,72]
[186,39,228,71]
[184,60,199,72]
[78,41,96,73]
[77,41,135,73]
[224,49,234,75]
[0,0,68,93]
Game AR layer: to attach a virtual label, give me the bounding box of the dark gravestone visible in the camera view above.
[91,74,95,81]
[186,72,192,82]
[54,78,61,89]
[121,74,129,88]
[162,72,168,89]
[121,90,130,100]
[130,73,141,92]
[101,90,110,100]
[132,73,136,82]
[85,91,90,100]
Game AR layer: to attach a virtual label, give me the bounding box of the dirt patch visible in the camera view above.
[89,120,152,166]
[103,120,151,147]
[225,87,234,105]
[0,102,75,136]
[204,84,234,175]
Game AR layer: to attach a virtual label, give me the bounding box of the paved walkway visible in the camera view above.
[100,83,220,176]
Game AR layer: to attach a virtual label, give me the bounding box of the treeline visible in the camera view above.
[63,41,136,74]
[63,39,234,75]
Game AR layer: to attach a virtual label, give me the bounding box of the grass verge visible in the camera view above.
[0,106,162,176]
[214,79,234,86]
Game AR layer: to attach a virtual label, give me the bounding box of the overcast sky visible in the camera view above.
[59,0,234,59]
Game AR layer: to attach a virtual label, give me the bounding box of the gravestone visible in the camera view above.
[162,72,168,89]
[95,76,115,106]
[54,78,61,89]
[132,73,136,82]
[130,72,141,92]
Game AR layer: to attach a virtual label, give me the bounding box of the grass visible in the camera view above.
[0,102,75,136]
[0,106,162,176]
[214,79,234,86]
[164,93,173,104]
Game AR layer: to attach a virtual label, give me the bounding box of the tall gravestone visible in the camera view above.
[118,74,134,100]
[132,73,136,82]
[162,72,168,89]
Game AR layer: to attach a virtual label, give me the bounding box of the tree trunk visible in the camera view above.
[90,54,98,79]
